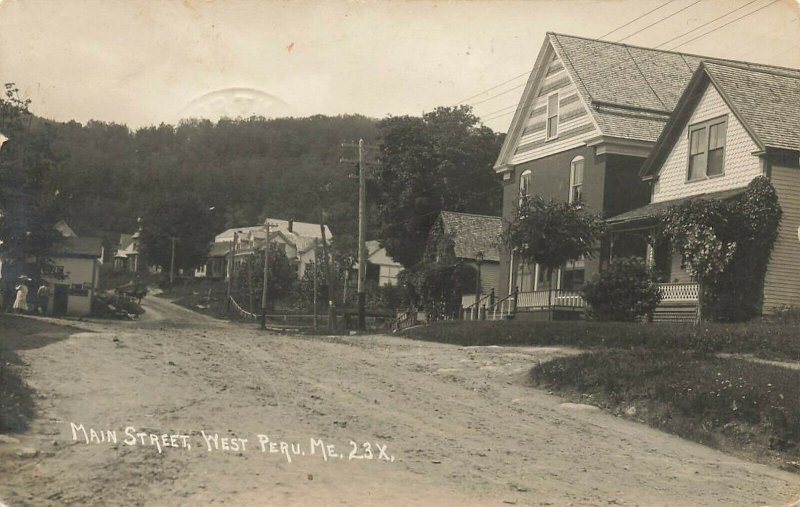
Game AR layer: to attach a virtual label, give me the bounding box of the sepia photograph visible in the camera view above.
[1,0,800,505]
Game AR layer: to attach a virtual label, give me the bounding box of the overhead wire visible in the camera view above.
[455,0,683,109]
[478,0,784,124]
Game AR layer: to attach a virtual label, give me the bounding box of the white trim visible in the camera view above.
[493,37,554,172]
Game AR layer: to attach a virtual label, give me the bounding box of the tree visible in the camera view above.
[582,257,661,321]
[0,83,62,282]
[234,244,296,311]
[139,192,220,272]
[374,106,504,268]
[503,195,606,276]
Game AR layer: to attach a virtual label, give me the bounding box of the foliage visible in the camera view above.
[660,199,736,282]
[374,106,504,268]
[0,84,63,281]
[23,114,378,256]
[532,350,800,469]
[140,192,221,271]
[296,255,347,311]
[582,257,662,321]
[503,195,606,272]
[659,177,781,321]
[402,261,476,320]
[232,244,297,311]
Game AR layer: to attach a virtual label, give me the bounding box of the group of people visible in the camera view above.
[8,277,50,315]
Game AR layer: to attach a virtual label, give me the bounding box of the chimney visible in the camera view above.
[288,219,293,233]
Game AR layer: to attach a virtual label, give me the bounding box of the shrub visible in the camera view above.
[582,257,661,321]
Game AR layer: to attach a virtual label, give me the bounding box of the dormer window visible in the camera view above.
[688,116,727,181]
[546,93,559,140]
[569,156,584,204]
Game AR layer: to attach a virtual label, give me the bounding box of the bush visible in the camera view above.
[582,257,661,321]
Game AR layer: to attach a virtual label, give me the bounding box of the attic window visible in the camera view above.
[688,116,727,181]
[546,93,559,140]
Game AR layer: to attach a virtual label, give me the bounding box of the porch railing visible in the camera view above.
[658,282,699,302]
[516,289,585,309]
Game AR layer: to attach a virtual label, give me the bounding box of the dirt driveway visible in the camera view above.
[1,296,798,506]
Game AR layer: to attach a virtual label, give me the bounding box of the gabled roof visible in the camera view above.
[438,211,503,262]
[216,219,332,244]
[52,237,103,258]
[641,61,800,179]
[496,32,800,170]
[702,61,800,151]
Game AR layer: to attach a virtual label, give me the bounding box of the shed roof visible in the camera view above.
[606,188,746,230]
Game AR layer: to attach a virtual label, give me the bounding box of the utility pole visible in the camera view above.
[169,236,179,286]
[260,220,278,330]
[226,231,239,319]
[318,209,334,332]
[312,256,318,332]
[340,139,378,331]
[356,139,367,330]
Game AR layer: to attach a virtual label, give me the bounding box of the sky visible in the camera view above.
[0,0,798,134]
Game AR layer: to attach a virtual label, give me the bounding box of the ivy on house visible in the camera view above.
[658,176,781,322]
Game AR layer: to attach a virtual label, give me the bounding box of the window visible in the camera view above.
[560,258,585,291]
[688,117,727,181]
[519,169,532,201]
[569,156,584,204]
[546,93,559,139]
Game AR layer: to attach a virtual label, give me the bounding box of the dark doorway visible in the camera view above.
[53,284,68,316]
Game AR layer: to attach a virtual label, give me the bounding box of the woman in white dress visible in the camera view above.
[13,282,28,313]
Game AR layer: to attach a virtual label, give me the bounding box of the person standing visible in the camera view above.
[13,281,28,314]
[36,282,49,315]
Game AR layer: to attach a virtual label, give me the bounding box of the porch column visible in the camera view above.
[646,236,655,269]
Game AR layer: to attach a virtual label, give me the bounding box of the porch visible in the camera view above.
[460,282,699,322]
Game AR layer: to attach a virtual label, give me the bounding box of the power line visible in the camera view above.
[652,0,761,49]
[616,0,706,43]
[479,0,782,125]
[597,0,679,40]
[663,0,780,50]
[488,0,781,117]
[454,0,686,108]
[570,0,782,87]
[452,70,530,106]
[476,0,785,126]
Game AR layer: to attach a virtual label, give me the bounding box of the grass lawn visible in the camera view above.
[401,318,800,361]
[403,318,800,470]
[532,350,800,471]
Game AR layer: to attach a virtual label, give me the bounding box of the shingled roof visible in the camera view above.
[508,33,798,148]
[703,61,800,151]
[640,60,800,179]
[439,211,503,262]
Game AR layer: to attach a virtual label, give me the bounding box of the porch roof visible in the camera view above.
[606,187,746,230]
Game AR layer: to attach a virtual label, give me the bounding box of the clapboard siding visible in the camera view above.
[763,165,800,312]
[652,84,761,203]
[510,53,597,165]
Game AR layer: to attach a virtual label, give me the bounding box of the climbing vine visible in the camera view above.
[659,176,781,321]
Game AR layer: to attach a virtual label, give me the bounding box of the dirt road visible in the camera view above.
[1,296,799,506]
